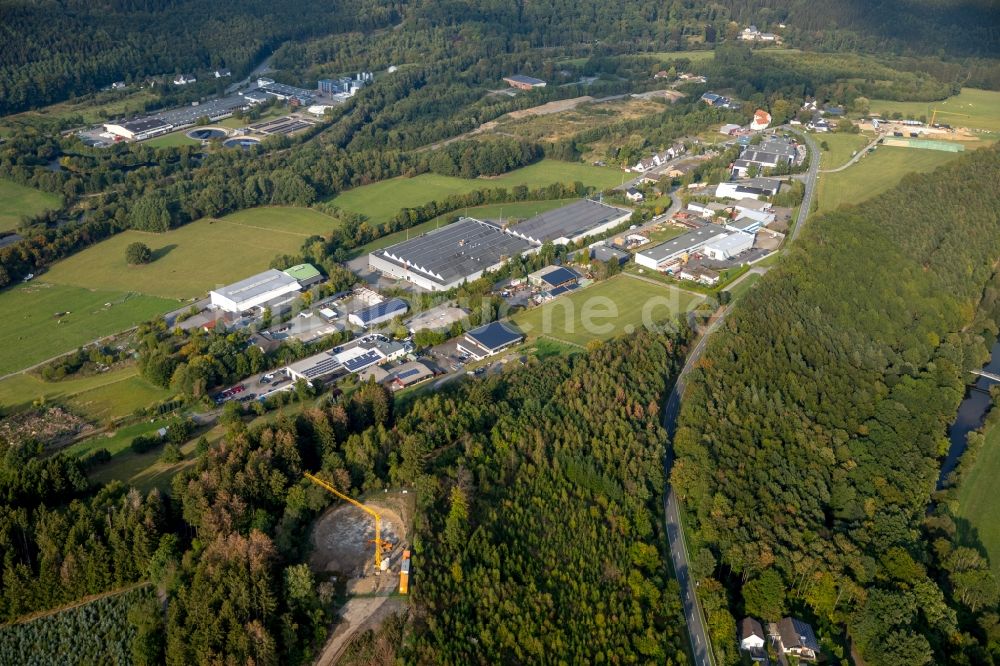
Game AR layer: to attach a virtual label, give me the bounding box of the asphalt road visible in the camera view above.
[661,128,817,665]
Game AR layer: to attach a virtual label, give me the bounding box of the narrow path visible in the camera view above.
[819,135,881,173]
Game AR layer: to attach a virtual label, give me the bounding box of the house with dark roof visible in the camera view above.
[739,617,767,662]
[775,617,819,661]
[457,321,523,360]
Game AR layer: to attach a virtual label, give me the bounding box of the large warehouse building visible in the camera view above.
[507,199,631,245]
[210,265,319,313]
[104,118,174,141]
[369,218,532,291]
[634,227,729,272]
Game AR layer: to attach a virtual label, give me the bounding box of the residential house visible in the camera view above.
[173,73,196,85]
[214,69,232,78]
[740,617,768,662]
[774,617,820,661]
[750,109,772,131]
[625,187,644,202]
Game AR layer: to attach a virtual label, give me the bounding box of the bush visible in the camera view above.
[130,433,161,454]
[125,242,152,265]
[160,443,182,464]
[79,448,111,470]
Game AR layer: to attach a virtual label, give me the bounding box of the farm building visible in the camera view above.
[369,218,532,291]
[506,199,631,245]
[503,74,547,90]
[634,226,729,272]
[210,269,304,313]
[103,117,174,141]
[348,298,409,328]
[457,321,524,360]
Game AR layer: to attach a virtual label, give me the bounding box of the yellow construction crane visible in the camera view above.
[930,108,970,126]
[305,472,389,573]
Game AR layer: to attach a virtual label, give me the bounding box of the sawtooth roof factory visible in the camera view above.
[367,199,631,292]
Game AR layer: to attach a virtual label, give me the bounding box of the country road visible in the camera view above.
[661,126,818,665]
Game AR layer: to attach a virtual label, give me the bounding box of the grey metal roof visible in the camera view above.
[212,269,299,304]
[152,94,248,126]
[505,74,546,86]
[118,117,172,133]
[637,226,729,262]
[377,218,531,287]
[508,199,631,244]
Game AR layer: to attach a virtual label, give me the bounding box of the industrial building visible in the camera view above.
[702,232,754,260]
[283,263,323,289]
[731,137,798,177]
[634,226,729,272]
[506,199,631,245]
[369,218,532,291]
[210,268,306,313]
[348,298,410,328]
[406,305,469,333]
[256,78,315,105]
[716,177,782,199]
[103,118,174,141]
[528,266,579,291]
[457,321,524,360]
[589,244,630,265]
[318,72,373,96]
[503,74,547,90]
[285,337,407,382]
[389,361,435,390]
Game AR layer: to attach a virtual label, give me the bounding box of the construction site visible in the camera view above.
[305,473,414,665]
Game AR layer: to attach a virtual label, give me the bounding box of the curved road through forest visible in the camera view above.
[662,127,819,665]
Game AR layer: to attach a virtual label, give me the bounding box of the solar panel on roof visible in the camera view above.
[344,350,382,372]
[303,357,342,378]
[540,267,577,287]
[396,368,421,380]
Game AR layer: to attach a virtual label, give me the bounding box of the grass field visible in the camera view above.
[352,198,577,257]
[957,421,1000,578]
[0,283,176,376]
[1,89,160,129]
[145,130,201,148]
[0,365,170,420]
[42,207,338,299]
[817,133,873,170]
[0,179,62,232]
[870,88,1000,133]
[727,273,761,301]
[511,274,702,346]
[329,160,625,226]
[817,146,966,211]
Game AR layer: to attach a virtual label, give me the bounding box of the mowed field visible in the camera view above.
[817,133,874,170]
[817,145,966,211]
[0,179,62,232]
[870,88,1000,133]
[957,421,1000,578]
[0,365,169,421]
[42,207,338,299]
[0,283,175,376]
[511,274,702,346]
[329,160,624,226]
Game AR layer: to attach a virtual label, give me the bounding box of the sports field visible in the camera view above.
[0,365,170,421]
[957,421,1000,578]
[0,283,175,376]
[511,274,702,346]
[329,160,624,226]
[817,146,965,211]
[0,179,62,232]
[42,207,338,299]
[353,198,577,256]
[871,88,1000,133]
[817,133,873,170]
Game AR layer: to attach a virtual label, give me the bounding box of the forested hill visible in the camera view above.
[3,0,999,117]
[0,0,399,115]
[672,145,1000,664]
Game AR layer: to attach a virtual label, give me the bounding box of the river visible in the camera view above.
[937,338,1000,488]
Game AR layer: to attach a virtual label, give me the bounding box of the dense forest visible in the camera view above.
[0,324,695,662]
[672,145,1000,664]
[0,0,400,115]
[2,0,998,116]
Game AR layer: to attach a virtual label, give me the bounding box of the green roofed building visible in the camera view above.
[283,263,323,288]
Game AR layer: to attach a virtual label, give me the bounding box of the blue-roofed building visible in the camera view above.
[457,321,524,360]
[528,265,579,291]
[348,298,409,328]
